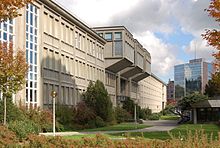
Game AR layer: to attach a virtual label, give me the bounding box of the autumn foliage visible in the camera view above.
[0,0,33,21]
[0,42,28,95]
[202,0,220,68]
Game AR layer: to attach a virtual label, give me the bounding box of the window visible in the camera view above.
[115,41,123,56]
[114,32,122,40]
[104,33,112,41]
[25,4,38,108]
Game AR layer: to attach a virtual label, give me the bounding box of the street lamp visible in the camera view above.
[50,90,57,137]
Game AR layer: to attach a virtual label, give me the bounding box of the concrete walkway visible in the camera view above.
[40,120,179,136]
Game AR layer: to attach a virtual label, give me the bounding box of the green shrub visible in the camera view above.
[56,104,75,127]
[148,113,160,120]
[8,119,39,140]
[95,116,106,127]
[115,106,132,123]
[83,80,114,123]
[0,99,26,124]
[139,108,152,120]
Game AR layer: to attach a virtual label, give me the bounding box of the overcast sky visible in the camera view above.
[56,0,217,83]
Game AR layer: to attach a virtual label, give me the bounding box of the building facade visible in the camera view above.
[139,74,167,113]
[1,0,106,108]
[167,79,174,101]
[93,26,151,106]
[174,58,213,100]
[0,0,167,113]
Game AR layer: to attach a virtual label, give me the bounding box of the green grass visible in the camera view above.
[78,123,151,132]
[109,124,220,140]
[64,134,124,140]
[160,115,180,120]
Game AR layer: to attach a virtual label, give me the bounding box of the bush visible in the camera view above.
[83,80,114,123]
[74,101,96,126]
[115,106,132,123]
[25,130,220,147]
[139,108,152,120]
[56,104,75,130]
[0,99,26,124]
[8,119,39,140]
[0,125,18,147]
[148,113,160,120]
[20,107,63,132]
[95,116,106,127]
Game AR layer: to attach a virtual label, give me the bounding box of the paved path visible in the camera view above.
[40,120,179,136]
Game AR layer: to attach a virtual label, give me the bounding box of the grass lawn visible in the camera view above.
[78,123,151,132]
[109,124,220,140]
[64,134,124,140]
[160,115,180,120]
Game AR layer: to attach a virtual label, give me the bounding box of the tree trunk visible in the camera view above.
[3,94,6,125]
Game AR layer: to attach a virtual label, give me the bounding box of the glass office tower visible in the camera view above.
[174,58,213,100]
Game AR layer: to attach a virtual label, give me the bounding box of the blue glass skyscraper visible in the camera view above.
[174,58,213,100]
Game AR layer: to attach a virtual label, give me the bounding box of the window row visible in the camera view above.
[43,47,105,81]
[43,83,84,106]
[0,20,14,42]
[87,65,104,82]
[98,32,122,41]
[43,12,104,59]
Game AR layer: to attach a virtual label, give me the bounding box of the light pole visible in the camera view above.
[51,90,57,137]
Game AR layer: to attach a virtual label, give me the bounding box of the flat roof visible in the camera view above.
[192,99,220,108]
[39,0,106,44]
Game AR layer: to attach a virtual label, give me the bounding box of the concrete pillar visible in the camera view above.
[116,73,121,97]
[128,78,132,98]
[193,108,197,124]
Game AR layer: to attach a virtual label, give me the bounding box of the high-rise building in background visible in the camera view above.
[174,58,213,100]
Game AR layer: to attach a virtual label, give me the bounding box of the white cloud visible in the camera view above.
[56,0,139,26]
[55,0,217,82]
[184,37,215,62]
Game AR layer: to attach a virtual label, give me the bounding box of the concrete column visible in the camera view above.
[193,108,197,124]
[128,78,132,98]
[116,73,121,97]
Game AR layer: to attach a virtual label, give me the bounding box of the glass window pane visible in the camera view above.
[3,32,7,40]
[114,32,122,40]
[115,41,123,56]
[104,33,112,41]
[30,51,33,63]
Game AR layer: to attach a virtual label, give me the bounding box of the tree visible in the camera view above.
[83,80,114,122]
[0,42,28,125]
[0,0,33,21]
[202,0,220,68]
[122,97,136,115]
[168,93,208,120]
[205,72,220,97]
[178,93,208,112]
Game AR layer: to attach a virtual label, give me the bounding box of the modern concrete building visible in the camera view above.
[0,0,168,113]
[93,26,151,106]
[0,0,106,108]
[174,58,213,100]
[139,74,167,113]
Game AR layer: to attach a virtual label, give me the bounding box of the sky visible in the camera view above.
[56,0,218,83]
